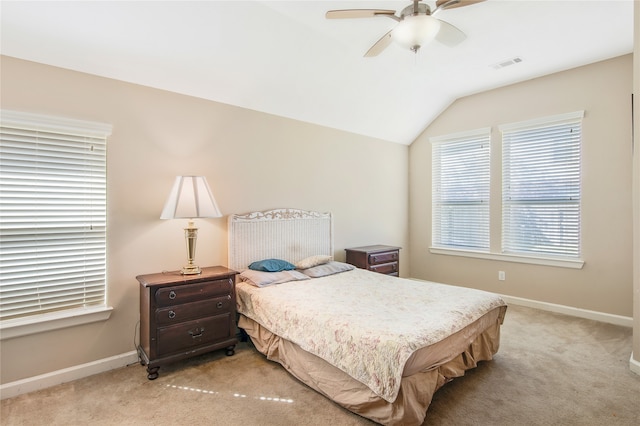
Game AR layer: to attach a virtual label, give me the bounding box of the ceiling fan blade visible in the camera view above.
[435,19,466,47]
[434,0,486,12]
[364,30,393,57]
[326,9,396,19]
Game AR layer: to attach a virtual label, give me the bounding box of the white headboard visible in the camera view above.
[227,208,334,271]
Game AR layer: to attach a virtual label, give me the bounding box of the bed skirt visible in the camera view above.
[238,306,506,426]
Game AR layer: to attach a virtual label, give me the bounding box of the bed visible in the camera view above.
[228,208,507,425]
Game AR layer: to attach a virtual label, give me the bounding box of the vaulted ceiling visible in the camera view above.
[0,1,634,145]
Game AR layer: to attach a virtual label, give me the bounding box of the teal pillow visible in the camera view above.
[248,258,296,272]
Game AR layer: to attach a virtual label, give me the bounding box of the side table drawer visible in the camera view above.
[155,278,232,307]
[157,314,232,356]
[369,251,398,265]
[155,295,232,325]
[369,262,398,275]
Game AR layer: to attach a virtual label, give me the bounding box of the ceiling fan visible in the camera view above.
[326,0,485,57]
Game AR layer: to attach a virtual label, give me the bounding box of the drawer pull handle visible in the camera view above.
[216,301,224,309]
[189,327,204,339]
[168,310,176,319]
[168,291,176,300]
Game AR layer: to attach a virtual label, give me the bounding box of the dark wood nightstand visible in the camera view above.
[345,245,401,276]
[137,266,238,380]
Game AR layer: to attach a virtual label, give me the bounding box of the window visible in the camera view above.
[0,110,112,322]
[431,128,491,251]
[500,111,583,259]
[430,112,584,268]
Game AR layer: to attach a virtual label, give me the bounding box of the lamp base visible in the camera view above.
[181,264,201,275]
[181,219,201,275]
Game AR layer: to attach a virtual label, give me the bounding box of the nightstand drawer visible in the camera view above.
[369,251,398,265]
[157,314,232,356]
[155,278,232,307]
[369,262,398,275]
[155,295,232,325]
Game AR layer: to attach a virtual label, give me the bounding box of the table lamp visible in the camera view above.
[160,176,222,274]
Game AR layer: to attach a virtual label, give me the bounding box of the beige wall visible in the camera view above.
[409,54,634,317]
[0,56,409,384]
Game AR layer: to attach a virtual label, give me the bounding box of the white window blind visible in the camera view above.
[431,128,491,251]
[500,111,583,258]
[0,110,112,321]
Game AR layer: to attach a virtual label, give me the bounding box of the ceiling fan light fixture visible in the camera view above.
[392,15,441,53]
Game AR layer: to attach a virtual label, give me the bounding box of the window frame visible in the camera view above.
[500,111,584,260]
[431,127,491,252]
[0,110,113,339]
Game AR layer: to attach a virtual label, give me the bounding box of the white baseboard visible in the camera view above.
[631,353,640,376]
[408,278,633,327]
[0,350,139,400]
[500,294,634,327]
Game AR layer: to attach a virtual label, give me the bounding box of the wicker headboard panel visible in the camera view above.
[227,208,334,271]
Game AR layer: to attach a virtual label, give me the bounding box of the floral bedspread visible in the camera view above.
[236,268,506,403]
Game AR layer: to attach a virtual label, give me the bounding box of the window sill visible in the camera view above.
[0,306,113,340]
[429,247,584,269]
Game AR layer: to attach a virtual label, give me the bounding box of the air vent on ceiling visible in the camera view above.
[491,56,523,70]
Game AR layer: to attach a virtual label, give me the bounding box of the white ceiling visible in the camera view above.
[0,0,634,145]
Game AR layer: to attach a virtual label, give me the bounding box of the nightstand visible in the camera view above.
[137,266,238,380]
[345,245,401,276]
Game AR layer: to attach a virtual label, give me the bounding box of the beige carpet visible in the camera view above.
[1,305,639,425]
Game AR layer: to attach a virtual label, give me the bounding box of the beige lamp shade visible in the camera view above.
[160,176,222,219]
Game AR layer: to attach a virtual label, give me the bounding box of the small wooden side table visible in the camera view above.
[345,245,401,276]
[137,266,238,379]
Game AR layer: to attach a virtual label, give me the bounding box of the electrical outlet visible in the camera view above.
[498,271,506,281]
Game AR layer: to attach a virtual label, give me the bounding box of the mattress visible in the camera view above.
[236,268,507,408]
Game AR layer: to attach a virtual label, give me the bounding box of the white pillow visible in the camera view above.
[295,255,332,270]
[298,261,355,278]
[240,269,309,288]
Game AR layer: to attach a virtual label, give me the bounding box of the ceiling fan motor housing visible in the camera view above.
[400,3,431,18]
